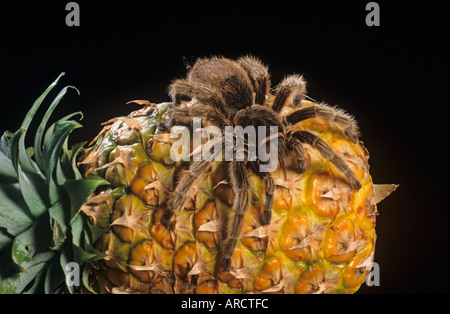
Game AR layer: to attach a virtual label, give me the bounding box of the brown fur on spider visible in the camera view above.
[159,56,361,271]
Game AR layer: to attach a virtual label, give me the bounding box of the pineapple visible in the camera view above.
[0,72,396,294]
[79,96,396,294]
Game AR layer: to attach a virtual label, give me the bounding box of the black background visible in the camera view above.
[1,0,448,296]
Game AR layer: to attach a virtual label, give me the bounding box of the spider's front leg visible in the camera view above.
[286,130,308,173]
[248,161,274,225]
[171,104,230,130]
[291,130,362,190]
[220,160,251,271]
[260,171,274,225]
[285,103,360,142]
[272,74,307,112]
[158,80,188,131]
[159,79,228,131]
[237,56,271,106]
[161,160,211,227]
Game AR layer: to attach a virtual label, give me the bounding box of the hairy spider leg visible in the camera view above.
[272,74,307,112]
[237,55,271,106]
[285,104,360,142]
[291,130,362,190]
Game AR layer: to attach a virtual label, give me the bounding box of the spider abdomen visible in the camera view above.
[188,57,254,111]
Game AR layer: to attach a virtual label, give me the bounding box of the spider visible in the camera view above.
[159,56,362,271]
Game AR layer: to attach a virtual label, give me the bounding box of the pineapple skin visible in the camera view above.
[79,97,376,294]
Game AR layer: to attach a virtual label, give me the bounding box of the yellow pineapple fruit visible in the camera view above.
[79,94,396,294]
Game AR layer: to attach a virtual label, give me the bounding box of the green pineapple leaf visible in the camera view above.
[0,183,34,236]
[65,174,110,221]
[17,166,50,218]
[34,85,80,170]
[42,120,82,183]
[0,73,108,294]
[0,149,17,183]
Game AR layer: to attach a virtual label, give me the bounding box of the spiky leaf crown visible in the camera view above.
[0,74,107,293]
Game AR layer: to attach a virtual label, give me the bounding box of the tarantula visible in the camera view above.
[159,56,361,271]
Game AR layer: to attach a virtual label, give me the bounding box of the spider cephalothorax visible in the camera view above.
[160,56,362,271]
